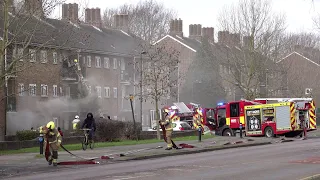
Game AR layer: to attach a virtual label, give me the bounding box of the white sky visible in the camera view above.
[51,0,320,36]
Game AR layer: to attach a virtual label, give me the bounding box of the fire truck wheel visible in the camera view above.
[222,129,232,136]
[264,127,274,138]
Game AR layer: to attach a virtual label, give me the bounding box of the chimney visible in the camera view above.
[62,3,79,23]
[85,8,102,28]
[169,18,183,37]
[189,25,194,37]
[218,31,229,44]
[230,33,240,47]
[189,24,202,41]
[23,0,44,18]
[114,14,129,32]
[202,27,214,43]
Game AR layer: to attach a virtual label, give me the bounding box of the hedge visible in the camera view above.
[95,118,142,141]
[16,130,38,141]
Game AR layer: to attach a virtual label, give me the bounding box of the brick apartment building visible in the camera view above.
[278,45,320,102]
[155,19,285,109]
[1,1,139,135]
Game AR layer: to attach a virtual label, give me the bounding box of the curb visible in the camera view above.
[115,141,272,161]
[301,174,320,180]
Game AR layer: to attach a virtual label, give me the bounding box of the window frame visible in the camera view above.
[104,57,110,69]
[41,84,48,97]
[113,87,117,98]
[87,56,92,67]
[29,49,36,62]
[113,58,117,69]
[40,50,47,63]
[29,84,36,96]
[18,83,24,96]
[53,85,58,97]
[95,56,101,68]
[53,52,58,64]
[104,87,110,98]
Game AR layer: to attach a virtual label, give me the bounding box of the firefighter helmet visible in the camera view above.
[46,121,55,130]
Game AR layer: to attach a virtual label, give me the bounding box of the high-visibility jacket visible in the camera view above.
[72,119,80,130]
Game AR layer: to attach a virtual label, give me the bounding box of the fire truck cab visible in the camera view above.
[214,100,262,136]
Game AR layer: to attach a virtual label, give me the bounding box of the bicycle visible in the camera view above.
[80,128,94,151]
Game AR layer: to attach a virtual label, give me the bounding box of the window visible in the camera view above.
[18,83,24,96]
[88,86,92,94]
[104,57,110,69]
[41,84,48,96]
[113,58,117,69]
[120,58,125,71]
[66,86,70,97]
[53,85,58,97]
[95,56,101,68]
[29,84,36,96]
[104,87,110,98]
[59,87,63,96]
[53,117,58,128]
[29,49,36,62]
[53,52,58,64]
[18,48,24,61]
[96,86,102,98]
[87,56,91,67]
[230,103,240,117]
[82,56,86,65]
[40,50,47,63]
[113,87,117,98]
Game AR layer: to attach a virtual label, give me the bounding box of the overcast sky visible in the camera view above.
[51,0,320,36]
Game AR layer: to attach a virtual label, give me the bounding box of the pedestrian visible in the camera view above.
[39,121,62,166]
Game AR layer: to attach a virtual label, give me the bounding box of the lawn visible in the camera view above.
[0,134,213,155]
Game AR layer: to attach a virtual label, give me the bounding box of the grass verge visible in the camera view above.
[0,134,213,155]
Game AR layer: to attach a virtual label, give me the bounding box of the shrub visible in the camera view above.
[16,130,39,141]
[123,122,142,140]
[95,119,142,141]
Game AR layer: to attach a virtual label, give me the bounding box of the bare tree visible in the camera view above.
[181,39,226,106]
[214,0,286,100]
[135,42,180,139]
[102,0,177,43]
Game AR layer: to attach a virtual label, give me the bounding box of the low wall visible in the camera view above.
[0,130,196,151]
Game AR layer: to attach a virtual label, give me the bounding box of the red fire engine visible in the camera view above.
[212,98,316,137]
[244,98,317,137]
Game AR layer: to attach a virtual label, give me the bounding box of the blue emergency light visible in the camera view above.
[217,102,224,106]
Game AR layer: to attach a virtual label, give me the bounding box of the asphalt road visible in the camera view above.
[4,138,320,180]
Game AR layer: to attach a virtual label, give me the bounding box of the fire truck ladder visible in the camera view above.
[240,98,262,105]
[69,58,90,91]
[255,98,313,103]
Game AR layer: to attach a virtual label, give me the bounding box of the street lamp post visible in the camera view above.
[140,51,146,123]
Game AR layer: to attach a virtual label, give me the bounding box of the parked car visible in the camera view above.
[172,121,192,131]
[151,121,192,131]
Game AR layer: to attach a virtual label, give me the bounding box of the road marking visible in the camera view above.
[300,174,320,180]
[112,173,157,180]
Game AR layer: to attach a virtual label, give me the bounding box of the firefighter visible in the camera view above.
[159,111,174,150]
[40,121,62,166]
[72,115,80,130]
[193,108,204,133]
